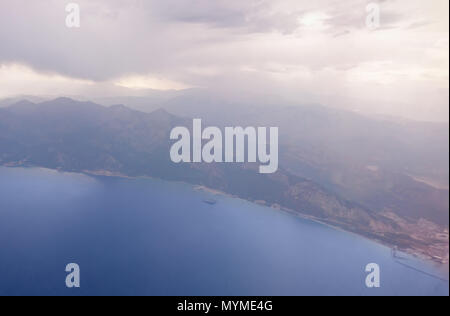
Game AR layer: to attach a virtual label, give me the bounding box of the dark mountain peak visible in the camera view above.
[53,97,75,103]
[43,97,98,107]
[109,104,128,110]
[107,104,173,118]
[147,108,181,124]
[37,98,106,115]
[150,108,171,117]
[106,104,139,119]
[9,99,36,108]
[5,99,37,114]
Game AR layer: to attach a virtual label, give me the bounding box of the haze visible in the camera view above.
[0,0,448,121]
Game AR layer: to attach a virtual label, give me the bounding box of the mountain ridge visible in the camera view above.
[0,97,448,263]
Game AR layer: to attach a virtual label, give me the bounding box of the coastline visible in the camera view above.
[1,164,449,269]
[192,186,449,268]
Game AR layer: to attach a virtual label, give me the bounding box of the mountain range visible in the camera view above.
[0,97,448,263]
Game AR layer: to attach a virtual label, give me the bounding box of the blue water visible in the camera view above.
[0,167,448,296]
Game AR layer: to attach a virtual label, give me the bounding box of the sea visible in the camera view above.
[0,166,448,296]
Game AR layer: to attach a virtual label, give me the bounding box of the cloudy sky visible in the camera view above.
[0,0,448,121]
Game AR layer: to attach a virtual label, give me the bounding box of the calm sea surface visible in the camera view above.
[0,167,448,296]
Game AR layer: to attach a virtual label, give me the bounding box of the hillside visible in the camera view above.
[0,98,448,263]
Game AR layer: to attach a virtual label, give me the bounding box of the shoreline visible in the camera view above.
[192,186,449,268]
[2,164,449,269]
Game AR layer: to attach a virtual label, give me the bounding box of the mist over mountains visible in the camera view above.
[0,97,448,262]
[162,93,449,225]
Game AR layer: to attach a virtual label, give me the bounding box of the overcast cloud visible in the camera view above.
[0,0,448,121]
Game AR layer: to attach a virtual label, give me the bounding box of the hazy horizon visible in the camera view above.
[0,0,448,122]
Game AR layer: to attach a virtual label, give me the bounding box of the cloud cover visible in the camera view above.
[0,0,448,121]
